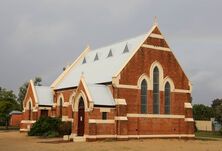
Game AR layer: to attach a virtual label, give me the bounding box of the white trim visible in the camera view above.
[150,61,164,91]
[127,114,185,119]
[137,73,152,90]
[85,134,195,139]
[184,102,192,108]
[149,33,164,39]
[114,84,190,94]
[57,93,65,106]
[21,120,36,124]
[20,128,29,132]
[63,102,69,107]
[39,106,51,110]
[86,135,115,139]
[142,44,171,52]
[88,119,115,124]
[127,134,195,138]
[32,109,38,112]
[115,116,128,121]
[51,46,90,89]
[30,80,39,105]
[80,76,93,102]
[162,77,175,91]
[174,89,191,93]
[185,118,194,122]
[115,99,127,105]
[74,91,91,112]
[113,24,158,77]
[100,108,111,112]
[69,91,76,111]
[62,116,73,122]
[116,84,138,89]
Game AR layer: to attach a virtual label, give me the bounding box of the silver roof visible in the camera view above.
[87,84,115,106]
[35,86,53,106]
[56,34,146,89]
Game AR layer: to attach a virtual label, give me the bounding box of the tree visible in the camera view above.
[17,77,42,109]
[212,98,222,123]
[193,104,215,121]
[0,87,20,129]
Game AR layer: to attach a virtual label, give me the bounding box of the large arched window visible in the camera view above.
[153,67,160,114]
[28,102,31,120]
[164,82,171,114]
[59,98,63,118]
[141,79,147,113]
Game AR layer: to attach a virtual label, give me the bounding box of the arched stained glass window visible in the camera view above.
[153,67,160,114]
[165,82,171,114]
[141,79,147,113]
[59,98,63,118]
[28,102,32,120]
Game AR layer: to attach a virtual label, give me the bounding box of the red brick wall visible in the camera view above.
[10,114,22,127]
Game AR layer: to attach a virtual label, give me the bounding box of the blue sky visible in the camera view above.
[0,0,221,105]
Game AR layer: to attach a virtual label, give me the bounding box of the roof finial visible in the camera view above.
[154,16,158,26]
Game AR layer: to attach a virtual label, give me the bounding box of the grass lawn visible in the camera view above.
[195,131,222,139]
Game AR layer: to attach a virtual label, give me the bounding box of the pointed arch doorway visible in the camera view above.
[77,97,85,136]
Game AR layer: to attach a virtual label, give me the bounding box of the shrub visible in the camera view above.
[28,117,72,137]
[28,117,62,137]
[58,121,72,136]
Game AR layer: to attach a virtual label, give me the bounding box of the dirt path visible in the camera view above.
[0,131,222,151]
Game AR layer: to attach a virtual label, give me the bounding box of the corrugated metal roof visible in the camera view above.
[9,110,22,115]
[87,84,115,106]
[35,86,53,106]
[56,34,146,89]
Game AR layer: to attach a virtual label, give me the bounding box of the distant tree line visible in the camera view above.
[193,98,222,123]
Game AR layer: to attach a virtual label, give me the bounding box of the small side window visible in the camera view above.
[102,112,107,120]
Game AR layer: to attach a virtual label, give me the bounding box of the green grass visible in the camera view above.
[195,131,222,139]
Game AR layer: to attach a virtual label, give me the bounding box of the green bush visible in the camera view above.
[58,121,72,136]
[28,117,62,137]
[28,117,72,137]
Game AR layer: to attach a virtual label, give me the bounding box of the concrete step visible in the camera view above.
[73,136,86,142]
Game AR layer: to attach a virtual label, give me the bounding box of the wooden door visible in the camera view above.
[40,110,48,117]
[77,98,85,136]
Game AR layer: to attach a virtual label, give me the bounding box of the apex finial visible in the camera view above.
[154,16,158,26]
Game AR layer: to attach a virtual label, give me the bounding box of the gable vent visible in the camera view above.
[107,49,113,58]
[94,53,99,61]
[123,44,129,53]
[82,57,86,64]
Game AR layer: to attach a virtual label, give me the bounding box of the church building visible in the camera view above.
[20,21,194,141]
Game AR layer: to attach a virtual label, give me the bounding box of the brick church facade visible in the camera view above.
[20,22,194,141]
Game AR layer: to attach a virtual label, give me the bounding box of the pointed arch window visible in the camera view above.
[165,82,171,114]
[28,102,32,120]
[141,79,147,113]
[59,98,63,118]
[153,67,160,114]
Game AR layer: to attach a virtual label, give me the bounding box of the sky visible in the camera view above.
[0,0,221,105]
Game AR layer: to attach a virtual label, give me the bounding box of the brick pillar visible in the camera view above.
[115,99,128,140]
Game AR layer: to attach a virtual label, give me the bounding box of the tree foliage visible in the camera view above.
[17,77,42,109]
[193,104,215,120]
[0,87,20,128]
[211,98,222,123]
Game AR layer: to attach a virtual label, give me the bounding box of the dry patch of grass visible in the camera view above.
[0,131,222,151]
